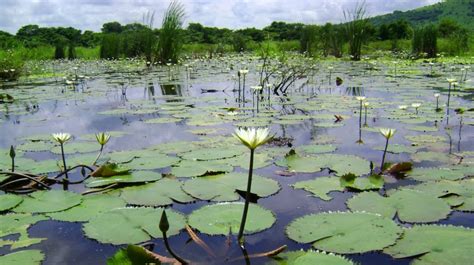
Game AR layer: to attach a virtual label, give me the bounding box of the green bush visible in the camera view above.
[0,49,23,80]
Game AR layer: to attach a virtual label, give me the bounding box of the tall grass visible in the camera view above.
[100,34,121,59]
[412,24,437,58]
[157,1,185,64]
[0,49,23,80]
[300,25,318,56]
[344,2,368,61]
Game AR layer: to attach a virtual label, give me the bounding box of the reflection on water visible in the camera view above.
[161,84,183,96]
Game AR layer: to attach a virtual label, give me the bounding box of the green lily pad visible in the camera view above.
[411,151,456,164]
[384,225,474,265]
[182,172,280,202]
[0,194,23,211]
[373,144,418,154]
[296,144,337,154]
[347,189,451,223]
[179,146,246,161]
[47,194,126,222]
[286,212,402,254]
[83,207,186,245]
[292,177,344,201]
[123,154,180,170]
[0,250,45,265]
[85,171,162,188]
[51,141,100,154]
[340,174,384,191]
[171,159,233,178]
[119,178,195,206]
[277,152,370,176]
[405,135,446,143]
[145,117,182,123]
[269,250,355,265]
[0,213,48,237]
[17,141,54,152]
[13,190,82,213]
[188,202,275,235]
[218,152,273,170]
[407,167,467,181]
[402,179,474,211]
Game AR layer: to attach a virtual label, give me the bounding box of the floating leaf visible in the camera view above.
[85,171,162,188]
[286,212,402,254]
[51,141,100,154]
[0,250,45,265]
[182,172,280,202]
[340,174,384,191]
[180,147,246,161]
[123,154,180,170]
[171,159,233,178]
[13,190,82,213]
[0,194,23,211]
[296,144,337,154]
[47,194,126,222]
[0,213,48,237]
[119,178,195,206]
[407,167,467,181]
[292,177,344,201]
[188,202,275,235]
[347,189,451,223]
[83,207,186,245]
[269,250,355,265]
[91,163,131,178]
[384,225,474,265]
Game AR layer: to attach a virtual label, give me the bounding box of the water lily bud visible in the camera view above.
[9,145,15,159]
[159,210,170,233]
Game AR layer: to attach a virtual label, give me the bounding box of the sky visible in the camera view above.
[0,0,441,34]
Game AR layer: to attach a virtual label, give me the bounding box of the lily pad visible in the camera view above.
[347,189,451,223]
[13,190,82,213]
[269,250,355,265]
[85,171,162,188]
[0,194,23,211]
[0,250,45,265]
[171,160,233,178]
[107,245,161,265]
[188,202,275,235]
[123,153,180,170]
[292,177,344,201]
[286,212,402,254]
[384,225,474,265]
[182,172,280,202]
[51,141,100,154]
[119,178,195,206]
[406,167,467,181]
[296,144,337,154]
[83,207,186,245]
[0,213,48,237]
[179,147,246,161]
[47,194,126,222]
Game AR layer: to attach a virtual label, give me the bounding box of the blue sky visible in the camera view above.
[0,0,441,34]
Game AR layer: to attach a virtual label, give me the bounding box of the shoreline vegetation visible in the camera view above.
[1,0,473,81]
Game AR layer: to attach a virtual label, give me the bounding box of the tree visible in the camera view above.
[101,22,123,34]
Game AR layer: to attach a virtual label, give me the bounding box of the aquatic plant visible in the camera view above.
[159,210,188,264]
[9,145,15,172]
[411,103,421,115]
[233,127,273,246]
[251,85,262,114]
[52,133,72,188]
[363,101,369,126]
[446,78,456,116]
[157,1,185,64]
[93,132,111,165]
[379,128,396,171]
[343,2,368,61]
[239,69,248,103]
[434,93,441,111]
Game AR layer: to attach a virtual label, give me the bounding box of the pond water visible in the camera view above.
[0,57,473,265]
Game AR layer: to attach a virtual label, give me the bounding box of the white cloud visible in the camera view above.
[0,0,441,34]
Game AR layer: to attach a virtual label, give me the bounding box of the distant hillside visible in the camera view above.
[369,0,474,30]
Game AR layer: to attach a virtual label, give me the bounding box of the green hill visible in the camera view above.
[369,0,474,30]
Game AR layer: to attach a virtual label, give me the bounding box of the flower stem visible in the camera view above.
[380,138,389,172]
[238,148,255,247]
[60,143,69,189]
[163,231,188,264]
[93,145,104,166]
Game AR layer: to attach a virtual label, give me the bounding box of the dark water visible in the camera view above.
[0,59,473,265]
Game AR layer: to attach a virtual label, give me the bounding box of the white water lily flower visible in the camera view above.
[233,127,273,150]
[95,132,111,146]
[411,103,421,108]
[434,93,440,98]
[447,78,456,83]
[398,105,408,110]
[52,133,71,144]
[251,86,263,91]
[363,102,370,107]
[239,69,249,75]
[379,128,396,139]
[355,96,366,101]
